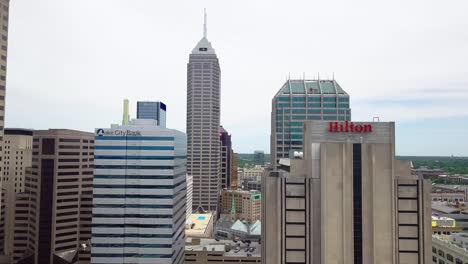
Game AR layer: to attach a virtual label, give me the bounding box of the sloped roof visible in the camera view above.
[250,220,261,235]
[231,220,248,233]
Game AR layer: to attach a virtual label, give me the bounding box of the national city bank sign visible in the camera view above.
[96,129,142,137]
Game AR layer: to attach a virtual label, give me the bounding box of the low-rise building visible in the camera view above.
[185,213,214,239]
[432,185,467,202]
[214,214,261,242]
[185,238,261,263]
[432,234,468,264]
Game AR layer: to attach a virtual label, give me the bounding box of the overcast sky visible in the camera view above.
[5,0,468,155]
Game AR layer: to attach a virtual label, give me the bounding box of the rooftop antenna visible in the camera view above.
[332,72,335,80]
[373,116,380,122]
[203,8,207,39]
[317,72,320,81]
[303,72,306,80]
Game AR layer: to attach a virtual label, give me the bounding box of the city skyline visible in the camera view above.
[4,0,468,155]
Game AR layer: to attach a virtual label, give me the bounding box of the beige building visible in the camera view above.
[185,213,215,239]
[238,166,264,183]
[0,0,10,256]
[1,129,33,257]
[185,238,261,263]
[12,129,94,264]
[262,121,432,264]
[221,189,261,223]
[432,234,468,263]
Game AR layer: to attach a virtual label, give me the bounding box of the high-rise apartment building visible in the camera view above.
[187,11,221,212]
[271,79,351,168]
[262,121,431,264]
[91,119,186,264]
[219,126,232,189]
[11,129,94,264]
[1,129,32,257]
[0,0,10,256]
[136,101,167,128]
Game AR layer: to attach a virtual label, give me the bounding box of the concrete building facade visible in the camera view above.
[1,129,32,257]
[432,234,468,264]
[0,0,10,255]
[11,129,94,264]
[262,121,432,264]
[271,79,351,169]
[91,120,186,264]
[186,13,221,212]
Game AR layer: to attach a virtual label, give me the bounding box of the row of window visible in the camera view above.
[278,96,349,102]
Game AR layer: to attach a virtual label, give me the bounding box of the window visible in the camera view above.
[438,250,444,257]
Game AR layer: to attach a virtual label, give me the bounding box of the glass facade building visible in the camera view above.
[271,79,351,168]
[136,101,167,128]
[91,120,186,264]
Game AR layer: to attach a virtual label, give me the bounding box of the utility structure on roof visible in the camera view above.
[186,9,221,212]
[270,79,351,168]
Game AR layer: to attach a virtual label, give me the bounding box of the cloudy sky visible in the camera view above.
[5,0,468,155]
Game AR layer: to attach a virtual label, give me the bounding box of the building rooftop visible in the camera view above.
[185,238,261,257]
[185,213,214,238]
[432,202,462,214]
[275,79,348,97]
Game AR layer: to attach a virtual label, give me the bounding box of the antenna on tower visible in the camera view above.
[332,72,335,80]
[203,8,207,39]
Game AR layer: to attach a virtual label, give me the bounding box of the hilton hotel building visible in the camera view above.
[262,121,431,264]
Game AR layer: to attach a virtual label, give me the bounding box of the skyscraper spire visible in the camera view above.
[203,8,207,39]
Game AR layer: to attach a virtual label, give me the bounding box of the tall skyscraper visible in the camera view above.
[219,126,232,189]
[262,121,431,264]
[0,0,10,256]
[91,119,187,264]
[271,79,351,168]
[1,129,32,257]
[136,101,167,127]
[11,129,94,264]
[186,10,221,212]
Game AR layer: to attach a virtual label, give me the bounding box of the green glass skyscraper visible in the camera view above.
[270,79,351,168]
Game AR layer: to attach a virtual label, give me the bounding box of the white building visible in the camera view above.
[91,119,187,264]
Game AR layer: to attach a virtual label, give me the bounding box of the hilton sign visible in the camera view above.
[329,121,373,133]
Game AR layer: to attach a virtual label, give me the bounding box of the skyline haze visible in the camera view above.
[4,0,468,155]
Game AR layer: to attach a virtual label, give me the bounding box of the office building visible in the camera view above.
[253,151,265,166]
[11,129,94,264]
[432,234,468,263]
[238,165,264,183]
[0,0,10,255]
[136,101,167,128]
[187,11,221,212]
[91,119,186,264]
[271,79,351,168]
[262,121,431,264]
[185,238,261,263]
[220,189,261,223]
[219,126,232,189]
[1,129,32,257]
[187,174,193,220]
[231,152,238,188]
